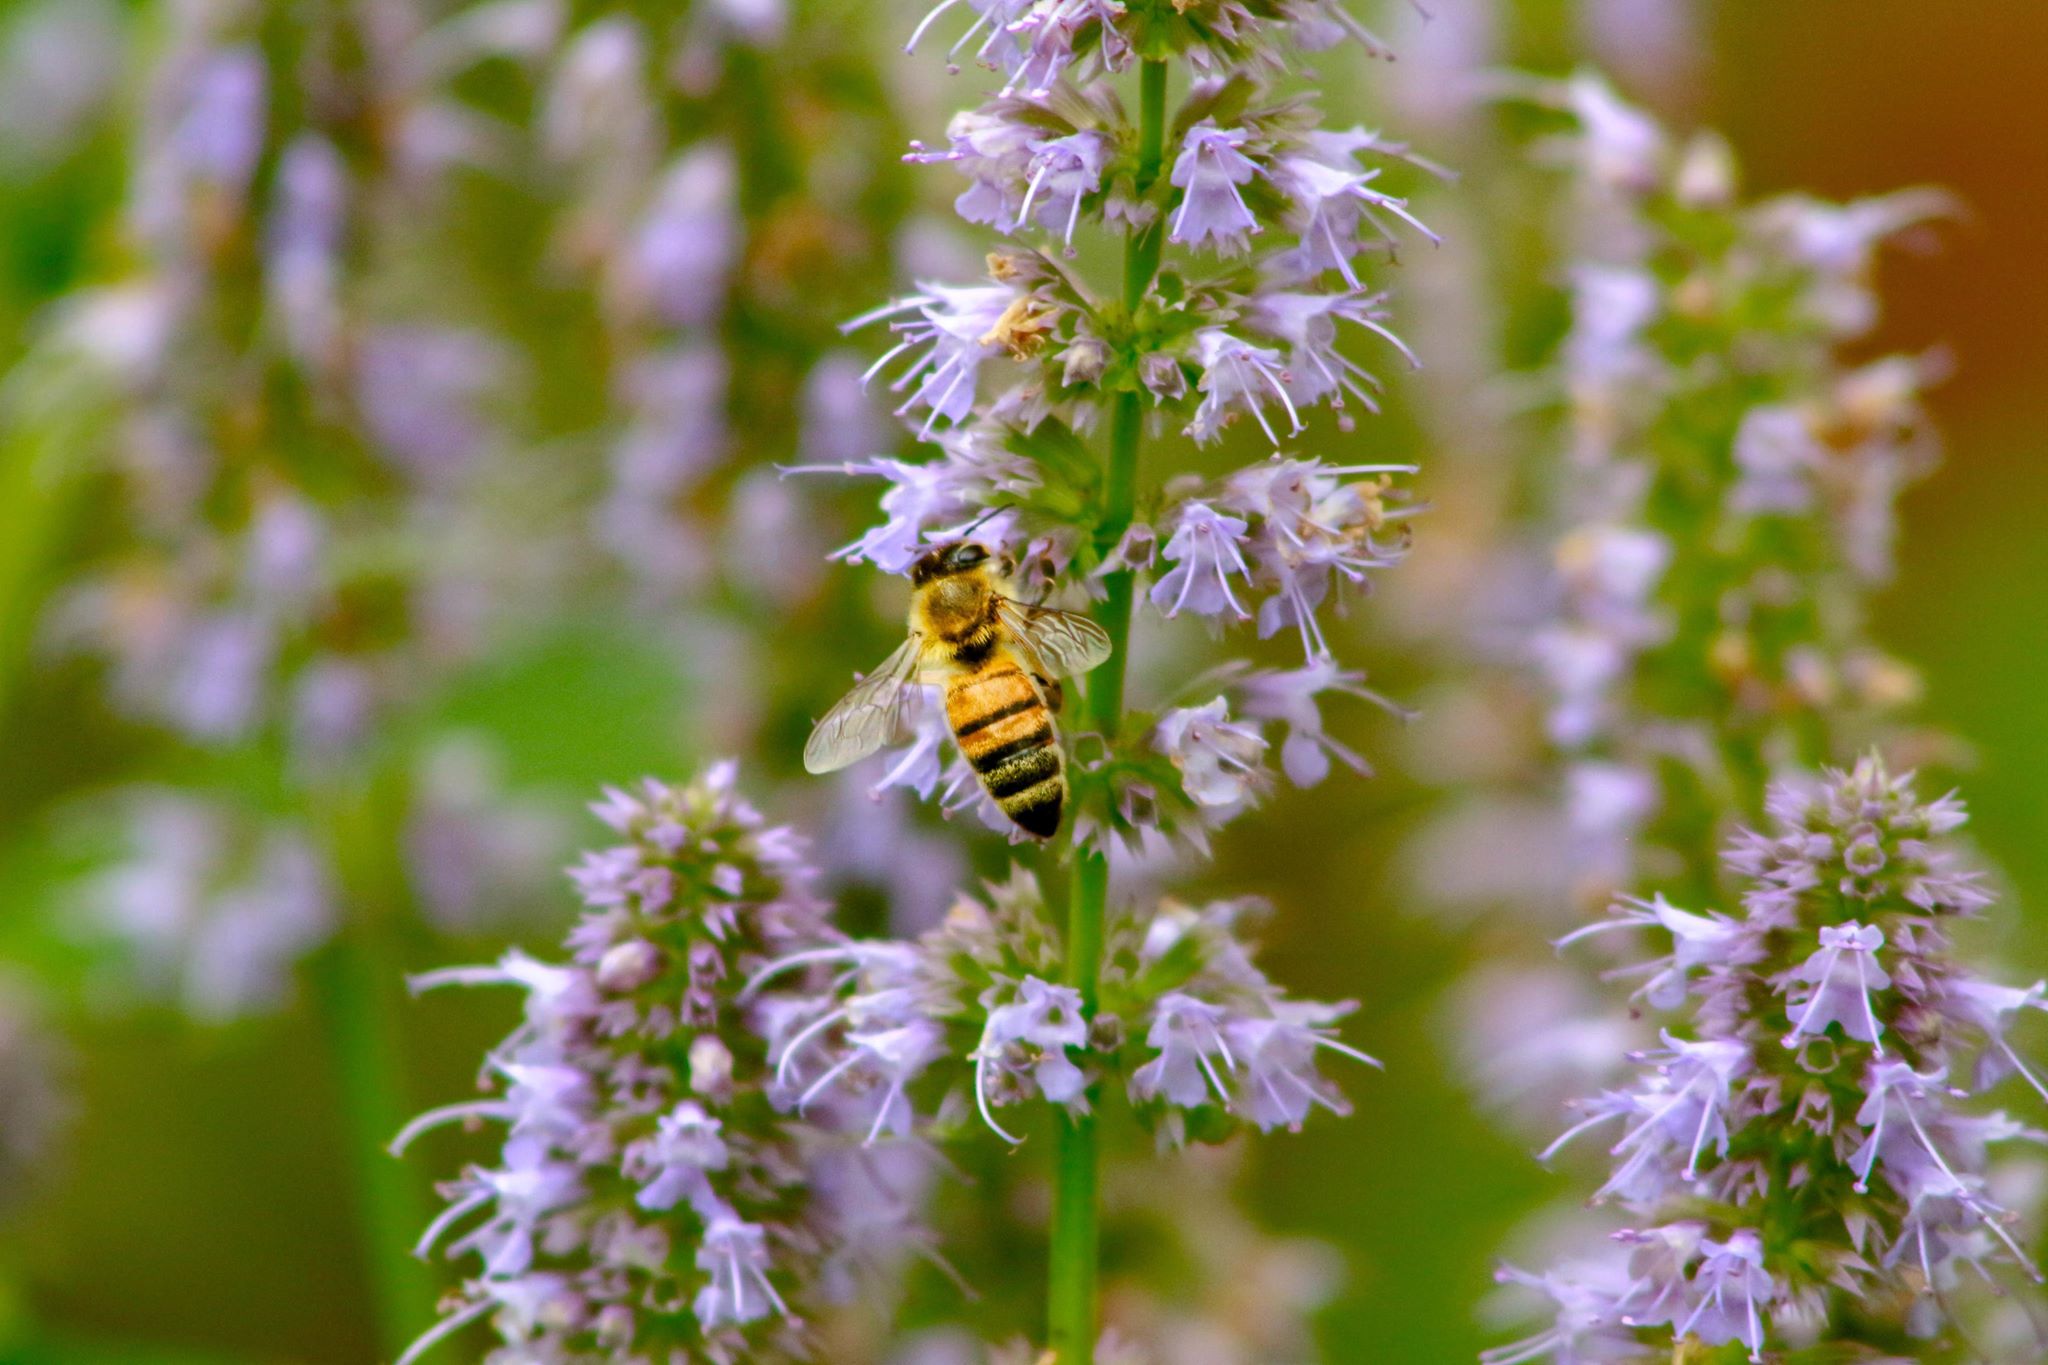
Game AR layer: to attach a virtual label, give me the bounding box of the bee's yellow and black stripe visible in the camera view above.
[946,660,1063,838]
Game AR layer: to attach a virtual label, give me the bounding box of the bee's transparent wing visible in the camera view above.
[803,635,924,774]
[995,596,1113,679]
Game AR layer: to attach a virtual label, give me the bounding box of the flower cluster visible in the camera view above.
[754,870,1071,1147]
[760,870,1375,1151]
[786,3,1437,1357]
[396,766,919,1362]
[1113,892,1377,1144]
[82,790,333,1022]
[42,3,535,755]
[828,447,1417,855]
[903,0,1394,113]
[1525,75,1948,906]
[809,2,1433,878]
[1148,456,1418,655]
[543,3,905,609]
[1109,653,1407,855]
[859,645,1406,860]
[31,0,910,1024]
[20,4,544,1024]
[399,768,1374,1358]
[1491,758,2046,1362]
[863,108,1438,449]
[821,0,1439,636]
[792,425,1053,577]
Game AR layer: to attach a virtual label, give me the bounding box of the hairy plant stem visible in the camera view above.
[1049,55,1169,1365]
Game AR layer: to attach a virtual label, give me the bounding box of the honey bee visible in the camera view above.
[803,541,1112,839]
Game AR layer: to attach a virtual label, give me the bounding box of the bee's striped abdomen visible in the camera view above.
[946,660,1063,838]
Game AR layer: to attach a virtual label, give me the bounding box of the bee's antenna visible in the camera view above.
[915,504,1010,568]
[954,503,1006,541]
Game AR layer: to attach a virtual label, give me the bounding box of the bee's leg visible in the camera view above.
[1033,673,1064,712]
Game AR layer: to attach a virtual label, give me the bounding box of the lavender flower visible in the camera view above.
[1494,759,2047,1360]
[761,873,1373,1153]
[977,974,1091,1119]
[852,280,1049,436]
[1483,1257,1642,1365]
[904,0,1128,98]
[1115,896,1376,1141]
[912,105,1114,254]
[1153,698,1270,811]
[1186,329,1301,446]
[1270,128,1445,283]
[803,5,1436,1357]
[1554,893,1744,1012]
[1147,457,1416,656]
[1524,76,1948,904]
[398,766,918,1362]
[1227,458,1417,653]
[755,871,1063,1147]
[356,326,511,484]
[1019,131,1113,251]
[907,106,1041,229]
[838,51,1437,477]
[1061,654,1400,858]
[1150,502,1254,620]
[82,792,333,1023]
[1248,286,1416,418]
[1238,656,1404,786]
[793,430,1042,574]
[1452,963,1646,1139]
[264,133,349,372]
[1129,993,1236,1109]
[1170,125,1263,252]
[131,41,267,255]
[624,142,740,329]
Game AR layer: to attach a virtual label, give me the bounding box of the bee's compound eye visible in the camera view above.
[952,543,989,569]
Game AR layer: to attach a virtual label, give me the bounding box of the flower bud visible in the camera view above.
[596,938,663,992]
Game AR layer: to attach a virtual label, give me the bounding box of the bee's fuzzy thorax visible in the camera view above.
[911,567,999,644]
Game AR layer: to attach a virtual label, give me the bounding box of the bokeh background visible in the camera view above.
[0,1,2043,1362]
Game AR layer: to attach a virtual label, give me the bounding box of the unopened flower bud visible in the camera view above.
[1139,351,1188,402]
[1674,132,1737,209]
[1061,335,1109,386]
[597,938,664,992]
[1094,522,1157,576]
[1088,1011,1125,1053]
[689,1034,734,1100]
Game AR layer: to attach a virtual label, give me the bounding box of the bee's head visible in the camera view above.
[911,540,998,585]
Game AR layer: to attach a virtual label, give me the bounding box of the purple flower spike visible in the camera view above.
[1509,760,2048,1360]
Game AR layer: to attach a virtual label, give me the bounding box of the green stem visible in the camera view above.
[308,771,438,1359]
[1121,60,1170,314]
[0,381,101,745]
[1049,55,1169,1365]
